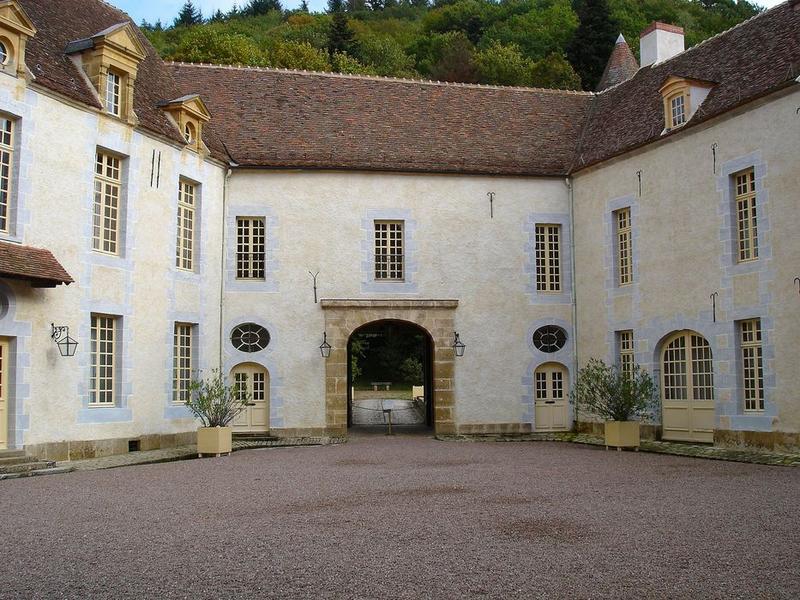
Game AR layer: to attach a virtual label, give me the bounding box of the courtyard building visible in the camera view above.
[0,0,798,459]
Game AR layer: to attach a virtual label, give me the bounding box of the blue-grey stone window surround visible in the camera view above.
[520,317,575,427]
[605,195,640,298]
[90,145,131,260]
[524,213,572,305]
[361,208,418,295]
[172,175,203,279]
[0,281,32,449]
[164,316,201,420]
[727,316,776,431]
[0,93,34,243]
[225,205,279,292]
[222,316,285,429]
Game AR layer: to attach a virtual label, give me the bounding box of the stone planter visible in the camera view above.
[604,421,640,451]
[197,427,232,457]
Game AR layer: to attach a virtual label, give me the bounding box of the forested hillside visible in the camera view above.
[142,0,764,90]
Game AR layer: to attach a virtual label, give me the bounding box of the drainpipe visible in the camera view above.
[566,175,579,430]
[219,165,233,370]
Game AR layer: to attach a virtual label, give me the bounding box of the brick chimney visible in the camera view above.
[640,22,685,67]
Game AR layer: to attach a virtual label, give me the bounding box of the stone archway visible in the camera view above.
[320,299,458,437]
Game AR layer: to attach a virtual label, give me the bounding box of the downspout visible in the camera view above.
[566,175,580,430]
[219,165,233,370]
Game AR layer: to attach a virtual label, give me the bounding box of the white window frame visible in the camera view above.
[615,208,632,286]
[0,117,13,234]
[236,217,266,280]
[534,224,561,292]
[106,70,121,117]
[618,330,634,379]
[669,93,686,128]
[734,168,758,263]
[173,323,194,405]
[176,179,196,271]
[90,314,117,406]
[93,151,122,255]
[740,319,764,413]
[374,220,404,281]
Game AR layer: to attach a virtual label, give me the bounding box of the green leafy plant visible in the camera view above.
[185,369,251,427]
[571,358,658,422]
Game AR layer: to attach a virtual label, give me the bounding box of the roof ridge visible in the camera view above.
[165,61,594,96]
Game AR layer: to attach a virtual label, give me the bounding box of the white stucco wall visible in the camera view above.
[223,171,575,431]
[572,88,800,434]
[0,72,225,448]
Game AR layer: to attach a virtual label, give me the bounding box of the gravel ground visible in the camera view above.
[2,432,799,599]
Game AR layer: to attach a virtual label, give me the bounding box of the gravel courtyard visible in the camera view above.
[2,432,799,599]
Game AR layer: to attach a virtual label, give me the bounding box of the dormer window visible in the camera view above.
[159,94,211,154]
[659,75,715,133]
[106,70,122,117]
[65,22,146,125]
[0,1,37,79]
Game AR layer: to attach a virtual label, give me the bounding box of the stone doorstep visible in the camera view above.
[435,433,800,467]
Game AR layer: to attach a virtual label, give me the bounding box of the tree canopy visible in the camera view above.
[143,0,763,90]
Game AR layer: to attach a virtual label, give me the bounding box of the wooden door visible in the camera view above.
[0,338,8,449]
[662,331,715,443]
[230,363,269,433]
[534,363,569,431]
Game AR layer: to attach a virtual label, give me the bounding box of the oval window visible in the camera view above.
[532,326,567,353]
[184,122,196,143]
[0,41,8,66]
[231,323,270,353]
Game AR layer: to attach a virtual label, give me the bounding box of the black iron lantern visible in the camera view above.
[319,331,332,358]
[452,331,465,357]
[51,323,78,357]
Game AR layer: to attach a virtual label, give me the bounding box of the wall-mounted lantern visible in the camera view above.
[319,331,332,358]
[452,331,465,357]
[51,323,78,357]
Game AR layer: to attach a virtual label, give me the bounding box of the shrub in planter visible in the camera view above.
[185,369,251,456]
[571,358,658,450]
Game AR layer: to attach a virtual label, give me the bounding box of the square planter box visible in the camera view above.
[197,427,232,456]
[604,421,640,450]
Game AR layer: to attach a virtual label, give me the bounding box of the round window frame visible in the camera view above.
[230,323,270,353]
[184,122,196,144]
[532,325,567,354]
[0,41,9,66]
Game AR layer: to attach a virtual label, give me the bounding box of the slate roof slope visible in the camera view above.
[597,35,639,92]
[575,2,800,171]
[18,0,196,149]
[0,241,73,287]
[167,64,593,177]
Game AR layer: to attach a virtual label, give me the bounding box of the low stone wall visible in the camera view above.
[715,429,800,451]
[26,431,197,461]
[456,423,533,435]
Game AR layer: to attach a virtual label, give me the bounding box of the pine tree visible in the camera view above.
[328,0,345,12]
[567,0,619,91]
[174,1,203,27]
[209,9,226,22]
[328,9,354,57]
[245,0,283,15]
[299,0,310,12]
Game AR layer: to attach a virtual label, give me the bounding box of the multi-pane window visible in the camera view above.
[90,315,117,406]
[176,180,196,271]
[735,169,758,262]
[173,323,194,405]
[93,151,121,255]
[374,221,404,280]
[616,208,632,286]
[740,319,764,412]
[618,330,634,378]
[670,94,686,127]
[236,217,265,280]
[0,117,13,234]
[534,224,561,292]
[106,71,121,117]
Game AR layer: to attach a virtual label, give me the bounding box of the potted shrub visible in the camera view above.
[185,369,251,457]
[571,358,657,450]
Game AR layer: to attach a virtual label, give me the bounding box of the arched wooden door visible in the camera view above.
[661,331,715,443]
[230,363,269,434]
[534,362,569,431]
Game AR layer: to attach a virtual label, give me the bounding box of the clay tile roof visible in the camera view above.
[575,2,800,171]
[597,34,639,92]
[18,0,194,149]
[0,242,73,287]
[167,65,593,177]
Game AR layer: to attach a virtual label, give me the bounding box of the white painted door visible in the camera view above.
[0,338,8,449]
[230,363,269,433]
[662,331,715,443]
[534,363,569,431]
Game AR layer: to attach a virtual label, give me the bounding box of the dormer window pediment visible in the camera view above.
[0,0,37,80]
[659,75,716,133]
[159,95,211,154]
[66,22,145,124]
